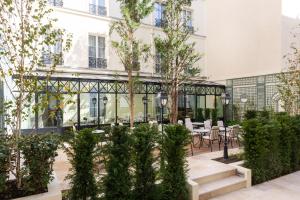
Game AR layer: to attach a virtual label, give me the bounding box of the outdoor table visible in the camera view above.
[192,122,204,126]
[92,130,105,134]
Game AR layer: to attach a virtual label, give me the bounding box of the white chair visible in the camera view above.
[228,125,240,147]
[202,126,221,152]
[204,120,211,130]
[178,120,183,125]
[217,120,224,127]
[185,118,201,149]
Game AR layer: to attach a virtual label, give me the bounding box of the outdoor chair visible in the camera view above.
[185,118,202,151]
[201,126,221,152]
[204,120,211,130]
[217,120,224,127]
[228,125,240,147]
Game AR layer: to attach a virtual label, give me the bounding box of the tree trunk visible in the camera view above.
[170,82,179,124]
[15,98,22,189]
[128,71,135,128]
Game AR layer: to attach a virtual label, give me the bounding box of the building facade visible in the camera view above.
[1,0,226,132]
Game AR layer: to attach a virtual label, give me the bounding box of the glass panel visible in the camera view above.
[147,94,160,121]
[62,94,77,126]
[186,95,196,119]
[98,0,105,6]
[98,37,105,58]
[102,94,115,124]
[206,95,215,113]
[21,96,35,129]
[80,93,96,126]
[38,93,59,128]
[89,35,96,58]
[196,95,205,122]
[216,96,224,118]
[117,94,130,123]
[134,94,145,122]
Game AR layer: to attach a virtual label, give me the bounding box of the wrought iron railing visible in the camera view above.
[48,0,63,7]
[89,57,107,69]
[89,4,107,16]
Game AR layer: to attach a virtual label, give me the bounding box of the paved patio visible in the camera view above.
[213,171,300,200]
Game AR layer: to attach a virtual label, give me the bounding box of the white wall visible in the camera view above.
[206,0,282,83]
[50,0,206,75]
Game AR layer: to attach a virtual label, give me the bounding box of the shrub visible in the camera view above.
[132,124,159,200]
[212,109,218,126]
[204,108,211,120]
[0,135,10,193]
[19,134,59,192]
[160,125,190,200]
[68,128,98,200]
[244,110,257,120]
[196,108,204,122]
[243,111,300,184]
[103,125,132,200]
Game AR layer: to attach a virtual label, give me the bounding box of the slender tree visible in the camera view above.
[154,0,202,124]
[110,0,153,128]
[0,0,71,188]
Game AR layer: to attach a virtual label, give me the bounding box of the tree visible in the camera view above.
[277,25,300,115]
[68,129,98,200]
[0,0,71,188]
[154,0,202,124]
[110,0,153,128]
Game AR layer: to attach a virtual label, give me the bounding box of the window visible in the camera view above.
[42,35,63,65]
[89,0,107,16]
[154,3,165,27]
[89,35,107,68]
[155,52,162,73]
[182,10,193,32]
[48,0,63,7]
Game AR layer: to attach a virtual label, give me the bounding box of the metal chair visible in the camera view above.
[202,126,221,152]
[228,125,240,147]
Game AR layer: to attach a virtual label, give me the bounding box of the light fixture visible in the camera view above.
[103,96,108,105]
[142,96,148,105]
[240,94,248,103]
[160,92,168,107]
[92,97,97,105]
[221,92,230,105]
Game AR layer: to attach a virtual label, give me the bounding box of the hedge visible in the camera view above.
[243,111,300,184]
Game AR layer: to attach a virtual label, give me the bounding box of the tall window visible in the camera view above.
[89,35,107,69]
[155,52,162,74]
[182,10,193,32]
[42,35,63,65]
[48,0,63,7]
[89,0,107,16]
[154,2,165,27]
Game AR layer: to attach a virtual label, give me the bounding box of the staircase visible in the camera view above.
[188,157,250,200]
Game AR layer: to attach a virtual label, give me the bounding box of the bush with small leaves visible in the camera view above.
[68,128,98,200]
[160,125,190,200]
[19,134,59,192]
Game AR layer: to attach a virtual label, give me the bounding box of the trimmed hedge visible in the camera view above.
[160,125,190,200]
[243,112,300,184]
[0,136,10,193]
[68,129,98,200]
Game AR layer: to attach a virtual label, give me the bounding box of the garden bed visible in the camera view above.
[0,180,47,200]
[213,155,242,164]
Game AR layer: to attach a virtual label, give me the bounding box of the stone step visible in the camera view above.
[191,167,237,185]
[198,175,247,200]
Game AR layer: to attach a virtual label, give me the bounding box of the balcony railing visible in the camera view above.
[185,25,194,33]
[48,0,63,7]
[89,57,107,69]
[89,4,107,16]
[42,53,64,65]
[155,18,166,28]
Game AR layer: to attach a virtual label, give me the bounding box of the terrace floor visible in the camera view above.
[213,171,300,200]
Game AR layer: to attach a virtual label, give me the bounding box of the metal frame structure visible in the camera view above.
[226,73,281,120]
[6,76,225,133]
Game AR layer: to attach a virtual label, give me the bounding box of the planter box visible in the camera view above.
[13,173,62,200]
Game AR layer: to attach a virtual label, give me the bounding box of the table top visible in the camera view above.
[192,122,204,125]
[92,130,105,134]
